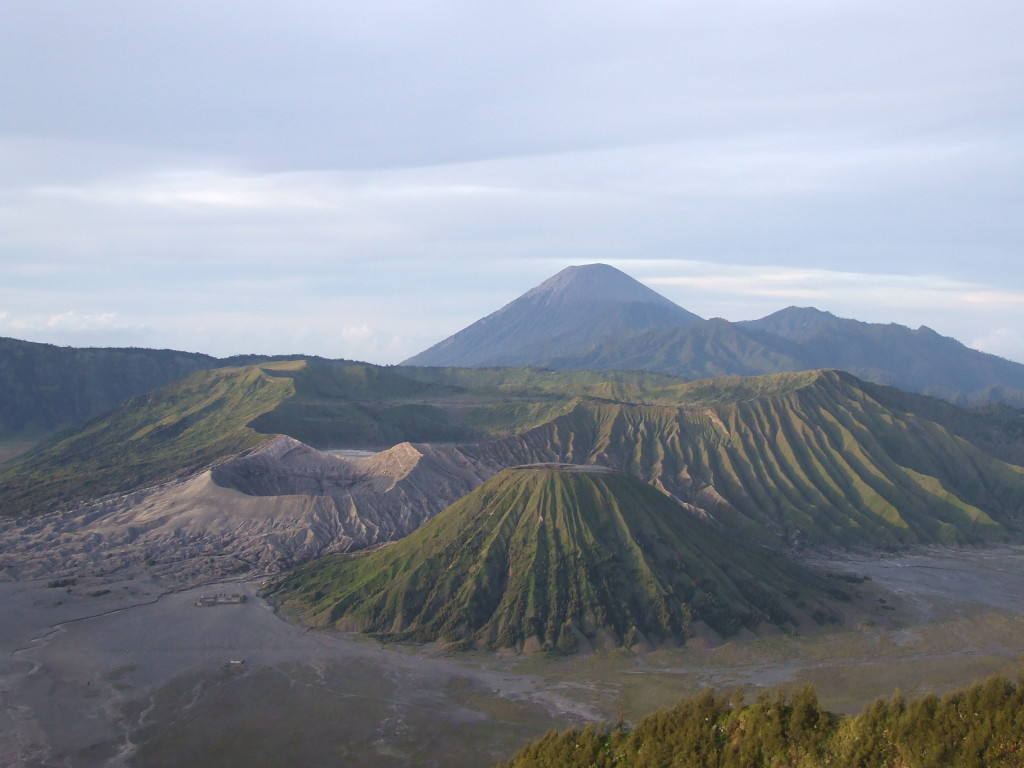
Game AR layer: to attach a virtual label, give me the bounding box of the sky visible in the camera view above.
[2,0,1022,364]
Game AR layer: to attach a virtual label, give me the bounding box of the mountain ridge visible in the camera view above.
[6,360,1023,556]
[402,265,1024,407]
[402,264,703,367]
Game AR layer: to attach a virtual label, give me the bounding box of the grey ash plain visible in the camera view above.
[3,545,1024,768]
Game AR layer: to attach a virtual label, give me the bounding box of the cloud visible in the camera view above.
[45,310,120,331]
[972,328,1024,362]
[340,324,374,343]
[33,169,334,212]
[640,261,1008,310]
[2,1,1022,364]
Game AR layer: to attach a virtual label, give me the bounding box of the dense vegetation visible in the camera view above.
[499,675,1024,768]
[268,467,844,650]
[0,359,683,516]
[5,361,1024,555]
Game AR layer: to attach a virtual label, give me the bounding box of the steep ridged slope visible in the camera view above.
[0,359,586,517]
[465,371,1024,547]
[270,467,842,651]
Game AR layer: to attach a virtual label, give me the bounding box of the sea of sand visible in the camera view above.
[3,546,1024,768]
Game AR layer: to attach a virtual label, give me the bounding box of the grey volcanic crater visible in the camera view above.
[0,436,499,587]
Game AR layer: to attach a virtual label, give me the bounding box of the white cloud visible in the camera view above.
[45,310,120,331]
[2,2,1022,364]
[972,328,1024,362]
[640,261,1007,311]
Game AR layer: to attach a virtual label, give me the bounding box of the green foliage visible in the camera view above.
[466,369,1024,547]
[0,335,291,440]
[268,467,841,649]
[0,363,295,514]
[6,357,1024,557]
[498,676,1024,768]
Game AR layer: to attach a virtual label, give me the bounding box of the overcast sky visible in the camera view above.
[2,0,1022,364]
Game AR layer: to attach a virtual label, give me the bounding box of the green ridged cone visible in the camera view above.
[270,466,842,652]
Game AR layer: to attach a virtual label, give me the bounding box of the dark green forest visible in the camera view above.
[499,675,1024,768]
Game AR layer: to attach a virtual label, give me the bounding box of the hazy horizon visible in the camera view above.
[3,1,1022,364]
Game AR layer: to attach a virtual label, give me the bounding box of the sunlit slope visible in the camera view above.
[0,363,298,514]
[0,359,674,516]
[6,360,1023,552]
[0,336,216,439]
[467,370,1024,546]
[270,467,843,651]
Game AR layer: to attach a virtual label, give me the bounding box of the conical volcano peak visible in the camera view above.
[270,465,843,652]
[519,263,680,309]
[402,263,702,367]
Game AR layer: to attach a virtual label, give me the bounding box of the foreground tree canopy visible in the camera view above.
[498,675,1024,768]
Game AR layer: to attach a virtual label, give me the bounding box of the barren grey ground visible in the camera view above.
[2,546,1023,768]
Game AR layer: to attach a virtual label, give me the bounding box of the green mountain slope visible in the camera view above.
[269,466,843,651]
[0,335,299,443]
[467,370,1024,547]
[0,337,217,440]
[0,363,298,514]
[0,360,671,516]
[6,360,1024,554]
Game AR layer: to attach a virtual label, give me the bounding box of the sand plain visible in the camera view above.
[1,546,1023,768]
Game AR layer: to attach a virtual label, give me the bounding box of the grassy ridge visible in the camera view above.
[0,337,217,439]
[0,363,296,514]
[0,361,604,515]
[0,335,296,440]
[269,467,843,650]
[5,361,1024,552]
[468,370,1024,547]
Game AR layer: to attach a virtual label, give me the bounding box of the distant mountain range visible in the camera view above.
[403,264,1024,407]
[3,262,1022,446]
[6,265,1024,653]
